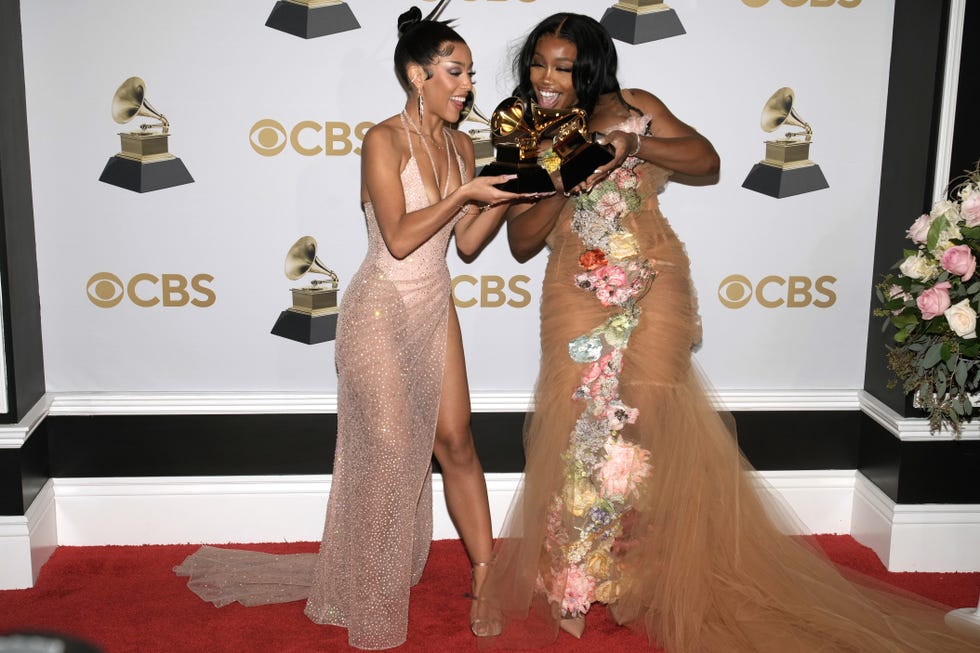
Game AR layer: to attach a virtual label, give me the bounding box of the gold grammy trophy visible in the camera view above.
[270,236,340,344]
[265,0,360,39]
[99,77,194,193]
[600,0,686,45]
[742,87,829,199]
[478,97,613,193]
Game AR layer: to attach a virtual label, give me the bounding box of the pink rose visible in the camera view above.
[560,565,596,616]
[941,244,976,281]
[916,281,952,320]
[906,213,933,243]
[962,193,980,227]
[596,192,627,221]
[597,439,652,499]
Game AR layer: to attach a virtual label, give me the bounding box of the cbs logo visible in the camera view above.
[249,119,373,157]
[717,274,836,309]
[452,275,531,308]
[742,0,860,6]
[86,272,216,308]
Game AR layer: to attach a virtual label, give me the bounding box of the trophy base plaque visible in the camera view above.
[479,161,555,194]
[271,309,338,344]
[741,162,829,199]
[600,5,686,45]
[266,1,360,39]
[98,155,194,193]
[559,143,615,191]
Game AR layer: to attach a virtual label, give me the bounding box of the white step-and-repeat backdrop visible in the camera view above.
[20,0,891,397]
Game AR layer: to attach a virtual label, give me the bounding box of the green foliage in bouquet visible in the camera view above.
[875,163,980,435]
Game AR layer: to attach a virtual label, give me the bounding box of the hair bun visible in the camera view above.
[397,6,423,37]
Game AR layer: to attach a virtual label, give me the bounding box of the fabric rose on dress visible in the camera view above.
[596,438,652,500]
[606,231,639,259]
[962,192,980,227]
[564,479,599,518]
[944,299,978,339]
[579,249,608,271]
[596,191,627,222]
[899,252,938,281]
[561,565,596,616]
[906,213,934,244]
[916,281,952,320]
[941,244,977,281]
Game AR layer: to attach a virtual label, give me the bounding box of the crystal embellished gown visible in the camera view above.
[175,117,467,650]
[479,114,980,652]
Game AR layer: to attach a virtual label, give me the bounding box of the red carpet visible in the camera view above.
[0,536,977,653]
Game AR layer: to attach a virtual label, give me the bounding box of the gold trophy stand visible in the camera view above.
[742,140,829,199]
[266,0,360,39]
[271,288,338,344]
[600,1,686,45]
[99,132,193,193]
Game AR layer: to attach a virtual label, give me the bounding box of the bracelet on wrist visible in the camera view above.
[628,133,642,157]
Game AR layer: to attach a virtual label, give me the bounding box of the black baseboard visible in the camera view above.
[5,408,979,517]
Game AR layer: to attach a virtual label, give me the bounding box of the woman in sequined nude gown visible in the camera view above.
[174,5,528,651]
[300,6,529,650]
[478,12,980,652]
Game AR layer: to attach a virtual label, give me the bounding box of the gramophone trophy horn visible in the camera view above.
[531,103,614,192]
[272,236,340,344]
[112,76,169,133]
[285,236,339,288]
[742,86,828,199]
[99,76,193,193]
[760,87,812,141]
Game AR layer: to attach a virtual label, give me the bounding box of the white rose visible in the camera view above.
[899,253,938,281]
[931,199,959,222]
[906,213,933,243]
[944,299,977,339]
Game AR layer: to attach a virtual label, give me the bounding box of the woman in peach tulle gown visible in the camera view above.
[478,12,980,652]
[176,5,528,650]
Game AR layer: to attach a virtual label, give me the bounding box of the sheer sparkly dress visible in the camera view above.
[175,114,467,651]
[479,113,980,652]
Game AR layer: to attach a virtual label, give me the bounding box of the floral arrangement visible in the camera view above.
[876,163,980,434]
[538,149,655,616]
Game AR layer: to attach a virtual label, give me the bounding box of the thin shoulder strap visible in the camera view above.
[443,127,466,181]
[399,111,415,158]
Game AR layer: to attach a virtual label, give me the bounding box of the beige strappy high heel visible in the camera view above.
[468,561,502,637]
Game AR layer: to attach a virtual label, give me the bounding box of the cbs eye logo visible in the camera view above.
[86,272,216,308]
[742,0,860,6]
[249,119,373,157]
[718,274,836,309]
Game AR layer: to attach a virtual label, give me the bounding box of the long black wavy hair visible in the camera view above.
[512,13,624,116]
[394,4,465,93]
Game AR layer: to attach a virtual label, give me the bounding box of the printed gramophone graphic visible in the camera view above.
[98,77,193,193]
[265,0,360,39]
[455,92,494,171]
[270,236,340,344]
[478,97,613,194]
[741,87,829,199]
[600,0,686,45]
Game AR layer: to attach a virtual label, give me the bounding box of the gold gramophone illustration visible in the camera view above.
[455,92,494,169]
[742,87,829,199]
[478,97,613,194]
[270,236,340,344]
[265,0,360,39]
[600,0,685,45]
[98,76,193,193]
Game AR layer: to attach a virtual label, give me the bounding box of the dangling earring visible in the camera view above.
[417,92,424,125]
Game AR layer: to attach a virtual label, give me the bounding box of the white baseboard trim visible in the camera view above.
[0,480,57,589]
[4,470,978,589]
[41,388,862,417]
[851,473,980,572]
